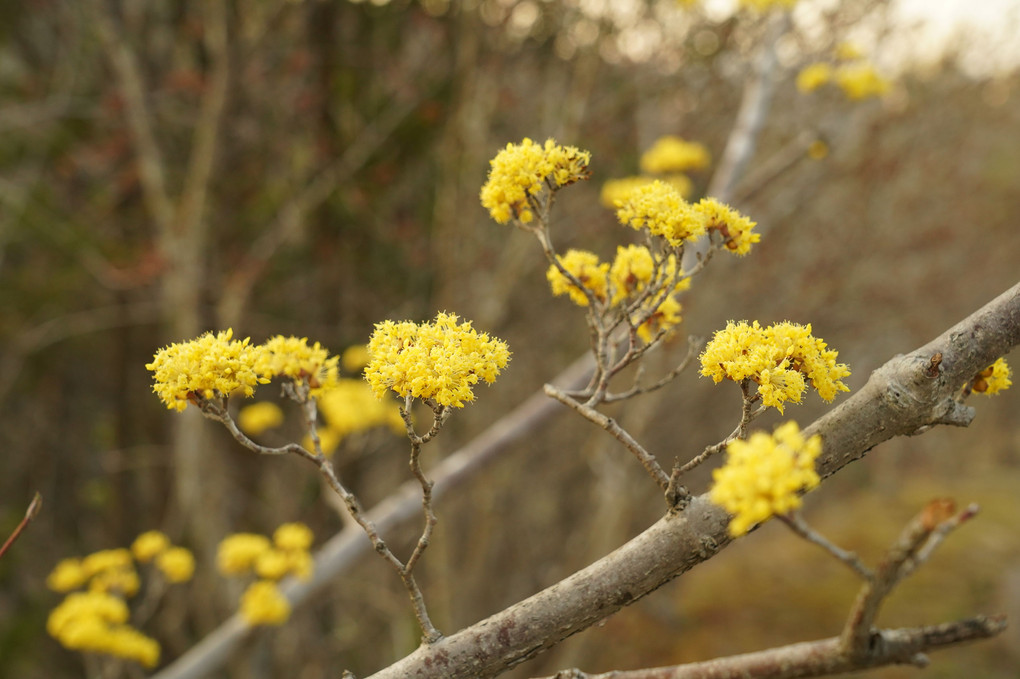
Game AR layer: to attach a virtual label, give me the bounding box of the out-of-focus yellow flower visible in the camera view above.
[254,550,292,581]
[81,549,133,578]
[694,197,760,256]
[973,358,1012,396]
[131,531,170,563]
[217,533,272,575]
[365,312,510,408]
[635,295,684,343]
[796,62,832,93]
[256,336,340,393]
[480,138,591,224]
[639,136,711,175]
[700,320,850,413]
[273,522,314,551]
[710,421,821,536]
[156,547,195,584]
[546,250,610,307]
[240,581,291,626]
[146,329,269,411]
[237,401,285,436]
[341,344,370,373]
[88,567,140,597]
[835,63,890,100]
[47,558,88,593]
[807,139,829,160]
[600,174,692,208]
[315,379,405,454]
[834,41,864,60]
[47,591,161,668]
[615,180,706,246]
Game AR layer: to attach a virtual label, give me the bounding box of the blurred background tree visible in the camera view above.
[0,0,1017,676]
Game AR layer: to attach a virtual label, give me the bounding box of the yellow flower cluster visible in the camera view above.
[146,329,270,411]
[237,401,286,436]
[315,379,405,454]
[615,180,707,246]
[217,523,315,626]
[695,197,760,255]
[600,175,692,208]
[973,358,1012,396]
[700,320,851,413]
[480,138,591,224]
[710,421,821,536]
[639,136,711,175]
[835,63,891,100]
[546,250,610,307]
[547,245,690,342]
[47,592,161,668]
[365,312,510,408]
[46,531,194,668]
[796,62,832,93]
[257,335,341,393]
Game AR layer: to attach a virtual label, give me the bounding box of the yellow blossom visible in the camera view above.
[256,335,340,396]
[739,0,797,10]
[47,591,161,668]
[81,549,133,578]
[240,581,291,626]
[639,136,711,175]
[635,295,683,343]
[156,547,195,584]
[546,250,610,307]
[694,197,760,255]
[286,550,314,581]
[835,63,890,100]
[88,567,140,597]
[600,175,692,208]
[480,138,591,224]
[796,62,832,93]
[365,312,510,408]
[700,320,850,413]
[315,379,405,454]
[238,401,285,436]
[146,329,269,411]
[131,531,170,563]
[217,533,272,575]
[710,421,821,536]
[973,358,1012,396]
[615,180,707,246]
[341,344,371,373]
[255,549,292,581]
[47,558,88,593]
[273,522,314,551]
[807,140,829,160]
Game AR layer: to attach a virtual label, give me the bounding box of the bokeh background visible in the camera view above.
[1,0,1018,677]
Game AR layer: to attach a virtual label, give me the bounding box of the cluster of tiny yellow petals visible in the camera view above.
[973,358,1012,396]
[274,522,314,551]
[237,401,286,436]
[146,329,269,411]
[89,568,140,597]
[315,379,405,454]
[600,174,692,208]
[240,581,291,626]
[636,296,683,343]
[47,558,89,593]
[217,533,271,575]
[480,138,591,224]
[796,62,832,93]
[546,250,610,307]
[156,547,196,583]
[695,197,760,255]
[256,335,340,393]
[700,320,851,413]
[710,422,821,537]
[47,591,161,668]
[615,180,707,246]
[365,312,510,408]
[131,531,171,563]
[639,136,711,175]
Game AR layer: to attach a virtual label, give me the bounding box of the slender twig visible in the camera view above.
[779,512,873,581]
[840,499,977,658]
[0,492,41,560]
[601,336,702,403]
[544,384,670,489]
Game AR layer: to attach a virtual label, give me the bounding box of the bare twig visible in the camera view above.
[779,512,873,581]
[533,615,1006,679]
[0,493,42,560]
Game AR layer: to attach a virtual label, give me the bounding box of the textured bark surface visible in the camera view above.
[366,282,1020,679]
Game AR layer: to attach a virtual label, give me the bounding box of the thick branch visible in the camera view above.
[364,281,1020,679]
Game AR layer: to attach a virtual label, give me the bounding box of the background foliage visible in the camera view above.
[1,0,1018,676]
